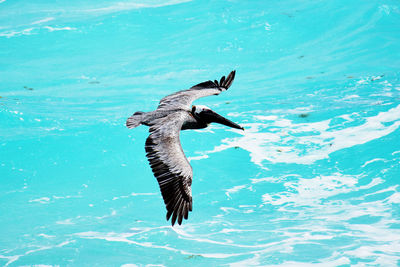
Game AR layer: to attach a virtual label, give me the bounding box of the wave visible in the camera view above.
[194,104,400,166]
[83,0,192,15]
[0,25,76,38]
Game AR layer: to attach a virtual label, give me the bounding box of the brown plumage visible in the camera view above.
[126,71,242,226]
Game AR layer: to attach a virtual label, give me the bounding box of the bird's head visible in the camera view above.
[191,105,244,130]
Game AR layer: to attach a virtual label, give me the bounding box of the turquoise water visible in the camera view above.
[1,0,400,265]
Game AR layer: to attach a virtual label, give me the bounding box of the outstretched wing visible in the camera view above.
[157,70,236,111]
[145,111,193,226]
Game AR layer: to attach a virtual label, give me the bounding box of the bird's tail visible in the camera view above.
[126,111,145,129]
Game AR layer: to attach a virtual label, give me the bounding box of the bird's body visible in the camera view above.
[126,71,243,226]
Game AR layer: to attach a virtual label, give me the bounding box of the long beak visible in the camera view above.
[203,110,244,130]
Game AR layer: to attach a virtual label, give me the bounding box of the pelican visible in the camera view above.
[126,70,243,226]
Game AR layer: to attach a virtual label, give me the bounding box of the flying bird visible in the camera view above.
[126,70,243,226]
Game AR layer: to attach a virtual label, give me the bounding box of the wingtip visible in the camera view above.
[221,70,236,89]
[171,215,177,226]
[190,70,237,90]
[166,209,173,221]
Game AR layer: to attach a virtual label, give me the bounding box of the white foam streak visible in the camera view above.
[74,230,239,258]
[0,28,34,38]
[44,26,76,32]
[0,25,76,38]
[31,17,55,25]
[260,257,350,267]
[84,0,191,14]
[387,192,400,203]
[262,173,383,207]
[225,185,247,198]
[343,219,400,265]
[362,158,388,167]
[174,227,267,249]
[263,174,354,206]
[201,104,400,165]
[0,240,73,266]
[29,197,51,204]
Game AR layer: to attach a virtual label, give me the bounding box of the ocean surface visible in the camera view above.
[1,0,400,266]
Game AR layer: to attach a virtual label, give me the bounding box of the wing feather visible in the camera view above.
[157,70,236,111]
[145,111,193,226]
